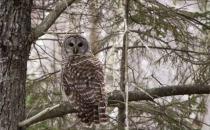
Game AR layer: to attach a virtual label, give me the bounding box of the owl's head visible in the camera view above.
[62,35,91,57]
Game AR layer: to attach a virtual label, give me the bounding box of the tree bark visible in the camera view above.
[0,0,32,130]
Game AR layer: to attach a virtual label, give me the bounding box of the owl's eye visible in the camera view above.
[69,42,74,47]
[78,42,83,47]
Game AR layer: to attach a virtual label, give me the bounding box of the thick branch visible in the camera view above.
[19,84,210,127]
[32,0,77,40]
[108,84,210,102]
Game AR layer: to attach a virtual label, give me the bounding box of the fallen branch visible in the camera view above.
[19,84,210,127]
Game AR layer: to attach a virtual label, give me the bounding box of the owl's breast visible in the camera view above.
[68,60,103,82]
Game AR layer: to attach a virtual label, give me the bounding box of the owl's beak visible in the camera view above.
[73,47,78,54]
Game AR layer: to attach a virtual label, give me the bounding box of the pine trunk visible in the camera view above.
[0,0,32,130]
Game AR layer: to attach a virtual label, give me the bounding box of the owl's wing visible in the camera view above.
[77,56,107,123]
[62,66,74,96]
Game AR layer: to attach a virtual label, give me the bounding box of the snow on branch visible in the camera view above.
[19,84,210,128]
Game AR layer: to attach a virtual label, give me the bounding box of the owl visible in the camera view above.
[61,35,107,125]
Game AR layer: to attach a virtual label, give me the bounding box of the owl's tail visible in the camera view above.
[78,99,107,125]
[98,100,108,122]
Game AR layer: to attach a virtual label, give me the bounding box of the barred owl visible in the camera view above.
[61,35,107,125]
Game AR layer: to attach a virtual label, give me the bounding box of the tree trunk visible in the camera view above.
[0,0,32,130]
[119,0,129,129]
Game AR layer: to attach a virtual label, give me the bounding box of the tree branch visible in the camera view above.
[19,84,210,128]
[96,45,209,56]
[32,0,77,40]
[108,84,210,102]
[19,103,77,127]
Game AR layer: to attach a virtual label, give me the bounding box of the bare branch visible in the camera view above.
[96,45,209,56]
[32,0,78,40]
[19,103,76,127]
[19,84,210,128]
[108,84,210,102]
